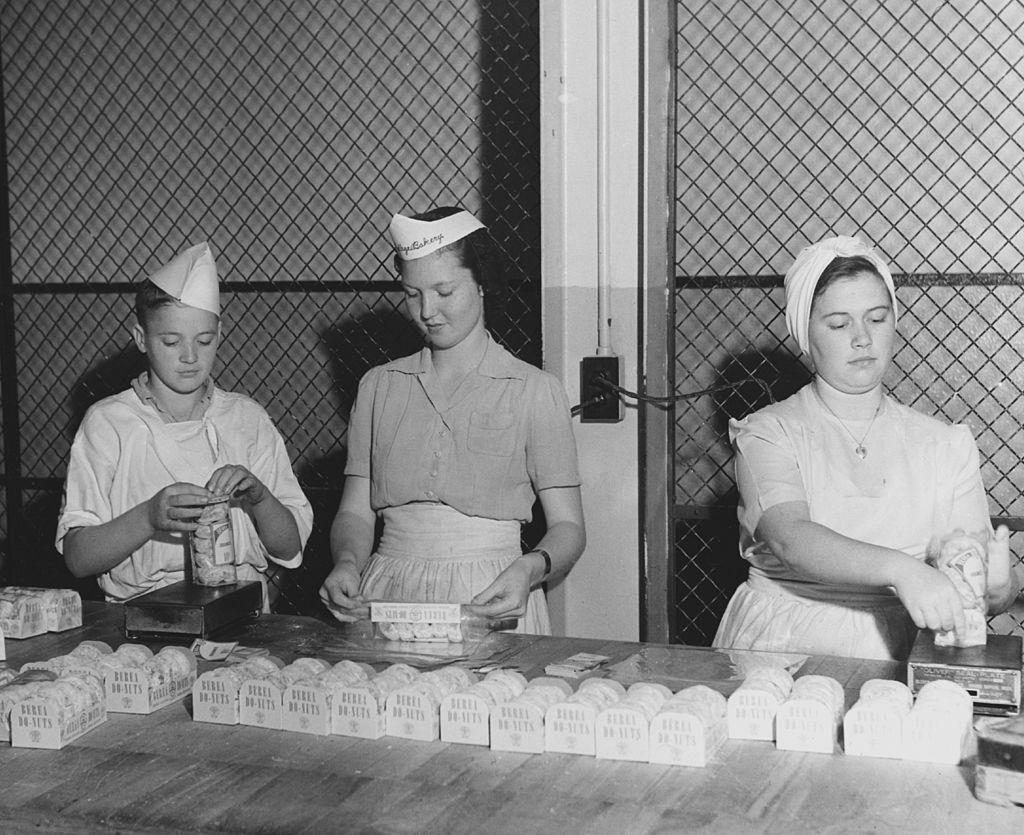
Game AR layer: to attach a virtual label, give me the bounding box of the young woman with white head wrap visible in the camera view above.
[319,207,585,634]
[713,236,1017,660]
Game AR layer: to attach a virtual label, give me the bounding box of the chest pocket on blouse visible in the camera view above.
[467,410,516,457]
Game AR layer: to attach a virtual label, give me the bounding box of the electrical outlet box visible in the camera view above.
[579,356,623,423]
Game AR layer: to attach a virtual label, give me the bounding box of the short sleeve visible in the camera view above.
[343,369,378,479]
[525,373,580,490]
[56,407,119,551]
[730,411,807,532]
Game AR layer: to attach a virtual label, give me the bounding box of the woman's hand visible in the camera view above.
[147,482,211,533]
[319,562,368,622]
[206,465,268,507]
[468,558,535,620]
[891,558,967,634]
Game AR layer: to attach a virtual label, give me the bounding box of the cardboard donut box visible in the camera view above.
[0,587,82,639]
[1,667,108,748]
[105,665,196,714]
[10,695,107,750]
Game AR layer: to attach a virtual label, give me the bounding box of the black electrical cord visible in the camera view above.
[570,375,774,416]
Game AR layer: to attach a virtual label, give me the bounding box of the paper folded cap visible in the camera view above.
[148,242,219,316]
[784,235,897,354]
[388,210,485,261]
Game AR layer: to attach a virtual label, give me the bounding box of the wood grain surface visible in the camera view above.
[0,602,1020,834]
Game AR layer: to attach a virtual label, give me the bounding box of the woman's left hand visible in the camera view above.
[206,465,268,507]
[468,559,533,620]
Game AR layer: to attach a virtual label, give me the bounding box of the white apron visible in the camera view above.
[359,502,550,635]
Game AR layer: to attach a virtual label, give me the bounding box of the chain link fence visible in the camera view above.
[673,0,1024,644]
[0,0,541,613]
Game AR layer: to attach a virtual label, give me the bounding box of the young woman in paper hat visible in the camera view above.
[319,207,585,633]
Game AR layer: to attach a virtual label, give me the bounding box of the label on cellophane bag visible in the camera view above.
[190,498,236,586]
[440,691,491,746]
[371,602,461,624]
[211,520,233,564]
[595,705,650,762]
[370,602,464,642]
[544,700,597,756]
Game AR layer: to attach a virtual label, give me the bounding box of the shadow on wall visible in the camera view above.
[672,349,809,645]
[272,306,422,616]
[9,342,147,596]
[710,350,810,437]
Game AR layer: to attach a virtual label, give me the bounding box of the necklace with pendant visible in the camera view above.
[815,387,882,459]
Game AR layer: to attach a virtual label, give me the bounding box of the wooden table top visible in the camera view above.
[1,602,1021,834]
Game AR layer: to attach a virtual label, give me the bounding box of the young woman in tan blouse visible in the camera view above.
[319,207,586,633]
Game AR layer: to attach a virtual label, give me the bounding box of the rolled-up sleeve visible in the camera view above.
[56,408,118,552]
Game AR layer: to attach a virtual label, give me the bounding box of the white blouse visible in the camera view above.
[731,384,992,604]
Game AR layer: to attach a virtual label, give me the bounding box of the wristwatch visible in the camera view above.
[526,548,552,580]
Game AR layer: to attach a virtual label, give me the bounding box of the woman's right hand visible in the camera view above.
[318,562,368,622]
[147,483,211,533]
[891,558,967,635]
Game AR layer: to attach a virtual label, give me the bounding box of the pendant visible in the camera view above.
[855,445,867,459]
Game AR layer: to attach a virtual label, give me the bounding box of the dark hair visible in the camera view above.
[812,255,888,308]
[393,206,507,320]
[134,279,179,328]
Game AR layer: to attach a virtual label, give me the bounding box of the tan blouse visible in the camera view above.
[344,337,580,522]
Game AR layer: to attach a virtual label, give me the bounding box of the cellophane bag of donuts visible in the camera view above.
[298,601,519,668]
[368,601,513,644]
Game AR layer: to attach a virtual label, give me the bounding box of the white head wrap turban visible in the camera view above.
[147,242,220,316]
[388,210,485,261]
[784,235,897,354]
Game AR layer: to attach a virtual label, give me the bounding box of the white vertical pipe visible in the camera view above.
[596,0,613,356]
